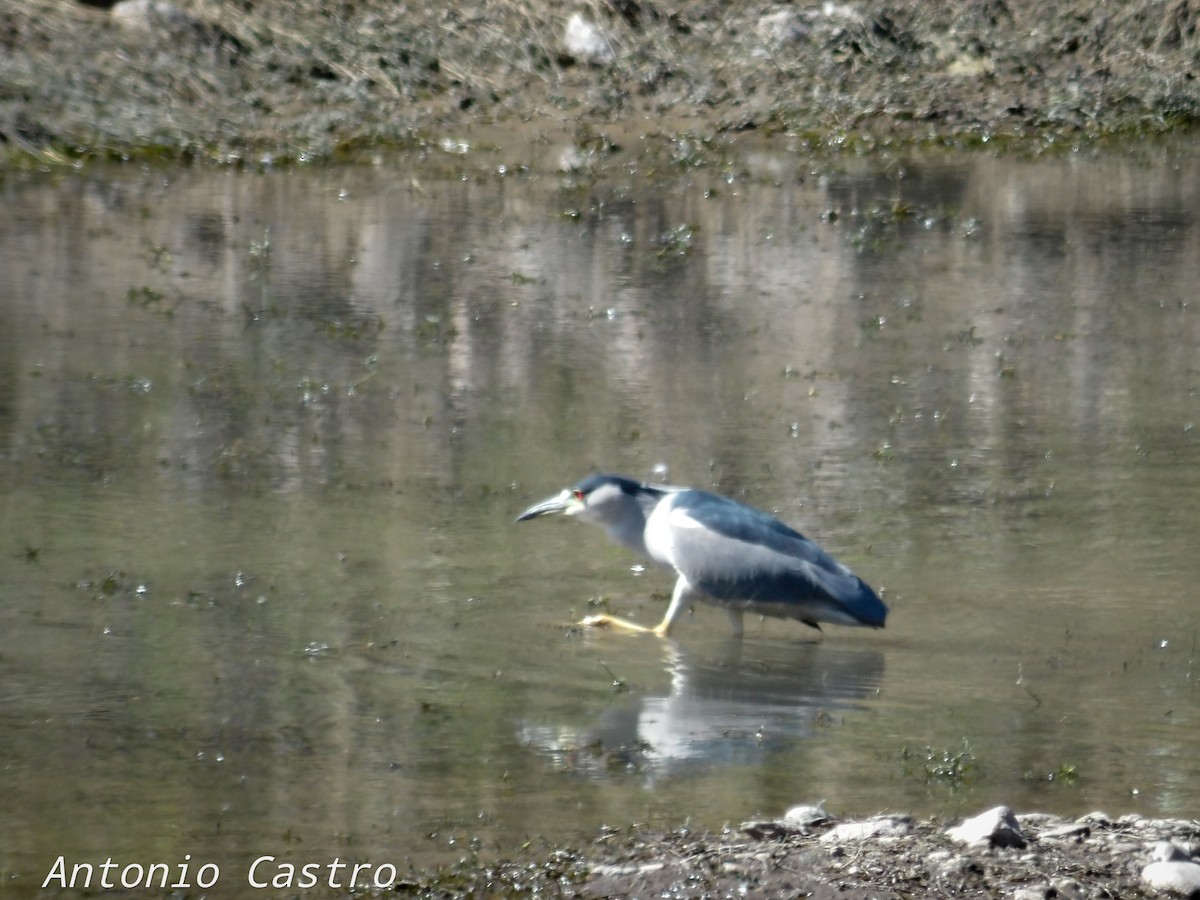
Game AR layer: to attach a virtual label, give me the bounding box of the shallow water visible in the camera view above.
[1,147,1198,894]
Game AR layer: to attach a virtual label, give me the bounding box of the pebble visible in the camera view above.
[562,14,614,66]
[1037,822,1091,842]
[755,10,810,48]
[112,0,199,31]
[734,803,1200,896]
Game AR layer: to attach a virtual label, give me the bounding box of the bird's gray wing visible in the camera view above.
[672,490,846,573]
[664,491,884,626]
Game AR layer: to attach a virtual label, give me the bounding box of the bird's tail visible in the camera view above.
[847,576,888,628]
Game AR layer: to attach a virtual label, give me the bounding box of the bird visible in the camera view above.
[515,473,887,638]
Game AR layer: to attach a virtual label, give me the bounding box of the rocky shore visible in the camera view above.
[400,806,1200,898]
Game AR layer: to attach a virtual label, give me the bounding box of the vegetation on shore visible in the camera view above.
[2,0,1199,167]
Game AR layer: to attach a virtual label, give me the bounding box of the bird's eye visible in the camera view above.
[573,489,585,501]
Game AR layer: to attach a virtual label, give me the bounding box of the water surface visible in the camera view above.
[1,148,1198,895]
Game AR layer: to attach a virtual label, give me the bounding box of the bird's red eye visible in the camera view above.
[573,489,585,501]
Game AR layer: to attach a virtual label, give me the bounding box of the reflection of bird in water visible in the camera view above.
[519,640,886,778]
[517,474,888,637]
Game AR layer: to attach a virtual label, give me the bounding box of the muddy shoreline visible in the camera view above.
[400,807,1200,898]
[3,0,1199,169]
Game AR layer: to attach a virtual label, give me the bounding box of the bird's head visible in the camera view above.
[516,474,656,527]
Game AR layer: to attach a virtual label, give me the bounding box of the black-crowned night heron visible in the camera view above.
[516,473,888,637]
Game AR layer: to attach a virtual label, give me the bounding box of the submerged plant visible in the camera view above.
[901,740,979,789]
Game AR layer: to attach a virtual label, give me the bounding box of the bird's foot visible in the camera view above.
[577,613,669,637]
[578,613,644,632]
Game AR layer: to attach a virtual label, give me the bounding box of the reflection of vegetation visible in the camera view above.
[413,314,456,343]
[76,570,145,599]
[598,662,629,694]
[670,136,723,169]
[656,223,696,258]
[580,736,654,773]
[1025,762,1080,786]
[901,741,979,789]
[324,315,386,340]
[812,708,838,728]
[127,285,174,317]
[958,324,984,346]
[143,240,172,272]
[247,227,272,268]
[840,199,966,253]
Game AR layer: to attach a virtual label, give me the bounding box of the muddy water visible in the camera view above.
[1,149,1198,894]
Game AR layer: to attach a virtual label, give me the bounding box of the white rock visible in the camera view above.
[946,805,1027,848]
[741,802,833,839]
[555,145,588,173]
[820,815,911,843]
[1153,841,1195,863]
[1142,860,1200,895]
[756,10,809,46]
[782,801,832,830]
[563,13,614,65]
[111,0,196,30]
[1140,843,1200,896]
[821,1,860,20]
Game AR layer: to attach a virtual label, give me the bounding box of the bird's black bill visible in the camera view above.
[515,491,574,522]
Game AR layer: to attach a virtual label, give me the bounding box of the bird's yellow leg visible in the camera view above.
[577,576,693,638]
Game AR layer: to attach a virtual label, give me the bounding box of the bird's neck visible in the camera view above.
[605,511,649,556]
[602,491,661,558]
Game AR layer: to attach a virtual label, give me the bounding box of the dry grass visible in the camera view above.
[1,0,1197,162]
